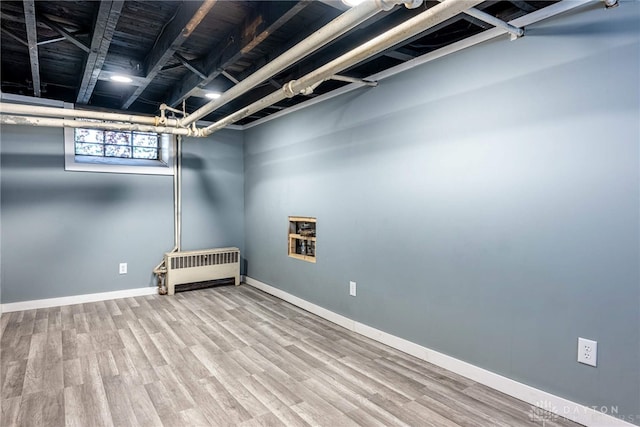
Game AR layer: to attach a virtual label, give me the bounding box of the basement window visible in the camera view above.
[75,128,160,159]
[64,122,175,176]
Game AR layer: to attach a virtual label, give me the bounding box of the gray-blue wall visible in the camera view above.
[181,131,245,253]
[0,1,638,422]
[0,126,244,303]
[244,3,639,422]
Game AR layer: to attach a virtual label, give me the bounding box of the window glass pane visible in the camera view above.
[75,142,104,156]
[132,132,158,148]
[105,131,131,146]
[105,145,132,158]
[75,129,104,143]
[133,147,159,159]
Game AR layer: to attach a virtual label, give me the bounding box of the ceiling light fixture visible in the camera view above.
[205,92,221,99]
[110,75,133,83]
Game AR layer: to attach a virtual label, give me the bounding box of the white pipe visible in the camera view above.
[180,0,415,127]
[464,8,524,38]
[160,103,185,117]
[0,114,194,135]
[202,0,482,135]
[0,102,181,127]
[176,136,183,251]
[174,137,181,252]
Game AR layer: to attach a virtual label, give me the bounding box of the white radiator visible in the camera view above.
[164,247,240,295]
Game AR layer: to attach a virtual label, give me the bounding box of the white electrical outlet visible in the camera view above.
[119,263,128,275]
[349,281,356,297]
[577,337,597,367]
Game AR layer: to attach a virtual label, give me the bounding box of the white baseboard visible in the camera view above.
[1,287,157,313]
[244,276,636,427]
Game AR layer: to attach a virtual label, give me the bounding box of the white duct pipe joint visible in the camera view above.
[284,80,323,97]
[283,81,297,98]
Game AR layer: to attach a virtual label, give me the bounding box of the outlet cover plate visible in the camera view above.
[119,263,128,275]
[349,281,356,297]
[577,337,597,367]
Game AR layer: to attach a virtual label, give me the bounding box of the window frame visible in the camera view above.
[63,103,175,176]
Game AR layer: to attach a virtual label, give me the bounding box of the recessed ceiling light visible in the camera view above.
[342,0,366,6]
[206,92,221,99]
[110,75,133,83]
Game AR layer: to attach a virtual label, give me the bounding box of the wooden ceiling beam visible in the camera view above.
[1,11,56,30]
[1,26,28,48]
[23,0,41,97]
[120,0,218,110]
[233,6,341,83]
[166,1,312,107]
[37,32,88,47]
[76,0,124,104]
[510,1,537,13]
[39,15,90,53]
[174,52,208,80]
[384,49,417,62]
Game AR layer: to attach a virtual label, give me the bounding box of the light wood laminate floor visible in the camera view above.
[1,284,580,427]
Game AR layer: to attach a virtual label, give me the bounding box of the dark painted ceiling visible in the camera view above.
[0,0,556,126]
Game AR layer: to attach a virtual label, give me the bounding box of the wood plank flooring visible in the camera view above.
[1,284,581,427]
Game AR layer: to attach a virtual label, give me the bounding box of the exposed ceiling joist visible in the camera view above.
[1,10,53,30]
[174,52,208,80]
[38,16,91,53]
[0,0,564,126]
[464,8,523,38]
[233,7,341,85]
[37,32,88,46]
[221,70,240,85]
[23,0,40,97]
[1,27,28,47]
[510,0,537,13]
[384,49,417,61]
[341,15,467,75]
[76,0,124,104]
[166,0,312,107]
[39,15,89,53]
[120,0,218,109]
[461,14,494,30]
[246,7,427,91]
